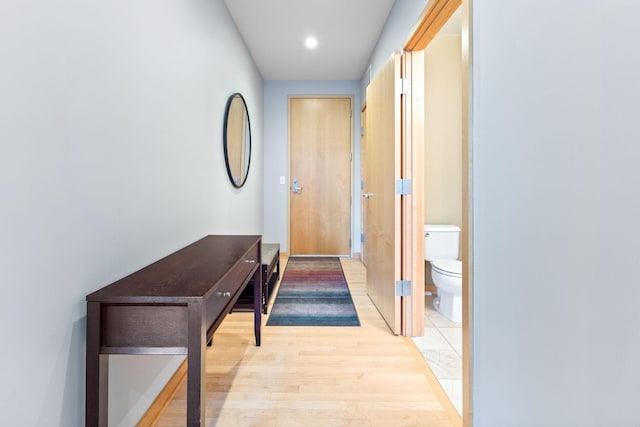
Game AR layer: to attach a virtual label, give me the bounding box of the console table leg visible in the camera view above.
[253,268,262,347]
[86,302,108,427]
[187,301,206,426]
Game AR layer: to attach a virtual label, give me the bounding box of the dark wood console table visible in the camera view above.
[85,235,262,427]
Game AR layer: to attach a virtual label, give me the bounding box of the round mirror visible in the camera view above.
[223,93,252,188]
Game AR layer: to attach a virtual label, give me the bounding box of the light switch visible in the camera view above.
[279,176,285,185]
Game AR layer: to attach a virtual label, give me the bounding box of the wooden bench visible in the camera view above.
[233,243,280,314]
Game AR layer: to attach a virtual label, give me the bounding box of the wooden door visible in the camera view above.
[363,53,402,334]
[360,105,367,264]
[289,97,352,256]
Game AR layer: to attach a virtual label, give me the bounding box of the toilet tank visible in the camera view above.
[424,224,460,261]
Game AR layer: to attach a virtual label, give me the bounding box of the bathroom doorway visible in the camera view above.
[403,0,471,423]
[414,13,464,415]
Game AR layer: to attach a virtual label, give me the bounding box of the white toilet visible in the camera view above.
[424,224,462,322]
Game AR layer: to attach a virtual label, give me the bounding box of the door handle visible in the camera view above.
[292,178,303,193]
[363,192,376,198]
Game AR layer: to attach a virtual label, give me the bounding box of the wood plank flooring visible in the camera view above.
[155,257,460,426]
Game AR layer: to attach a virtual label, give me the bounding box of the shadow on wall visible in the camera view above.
[50,311,85,426]
[41,302,182,426]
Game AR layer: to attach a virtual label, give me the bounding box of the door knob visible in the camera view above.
[292,178,303,193]
[363,192,376,198]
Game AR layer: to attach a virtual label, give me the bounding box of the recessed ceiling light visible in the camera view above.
[305,37,318,49]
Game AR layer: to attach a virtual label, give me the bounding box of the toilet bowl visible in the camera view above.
[424,224,462,323]
[431,259,462,323]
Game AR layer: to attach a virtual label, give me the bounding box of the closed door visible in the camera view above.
[363,53,402,334]
[360,105,367,264]
[289,97,352,256]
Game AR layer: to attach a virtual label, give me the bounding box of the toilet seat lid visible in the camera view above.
[432,260,462,277]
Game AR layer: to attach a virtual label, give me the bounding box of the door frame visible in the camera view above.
[287,95,355,257]
[400,50,425,338]
[404,0,472,425]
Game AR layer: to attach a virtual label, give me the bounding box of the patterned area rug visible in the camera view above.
[266,257,360,327]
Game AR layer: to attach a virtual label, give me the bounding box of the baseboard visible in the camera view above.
[136,359,187,427]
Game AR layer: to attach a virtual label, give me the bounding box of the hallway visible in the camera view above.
[155,257,460,426]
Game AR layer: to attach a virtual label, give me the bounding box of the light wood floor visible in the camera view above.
[155,257,461,427]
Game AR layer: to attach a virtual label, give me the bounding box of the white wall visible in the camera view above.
[0,0,263,425]
[472,1,640,425]
[424,34,463,229]
[263,80,361,254]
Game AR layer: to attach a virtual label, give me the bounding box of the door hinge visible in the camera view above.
[349,238,352,249]
[395,179,412,195]
[398,78,411,95]
[395,280,412,296]
[349,152,353,161]
[361,233,365,243]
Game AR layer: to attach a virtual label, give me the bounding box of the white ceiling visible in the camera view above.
[223,0,396,80]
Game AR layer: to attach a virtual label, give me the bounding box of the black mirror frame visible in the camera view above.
[223,92,252,188]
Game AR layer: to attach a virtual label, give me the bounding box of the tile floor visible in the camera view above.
[412,294,463,415]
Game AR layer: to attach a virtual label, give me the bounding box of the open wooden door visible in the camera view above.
[363,52,402,334]
[363,50,425,337]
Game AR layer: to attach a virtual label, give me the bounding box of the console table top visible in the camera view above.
[86,235,261,303]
